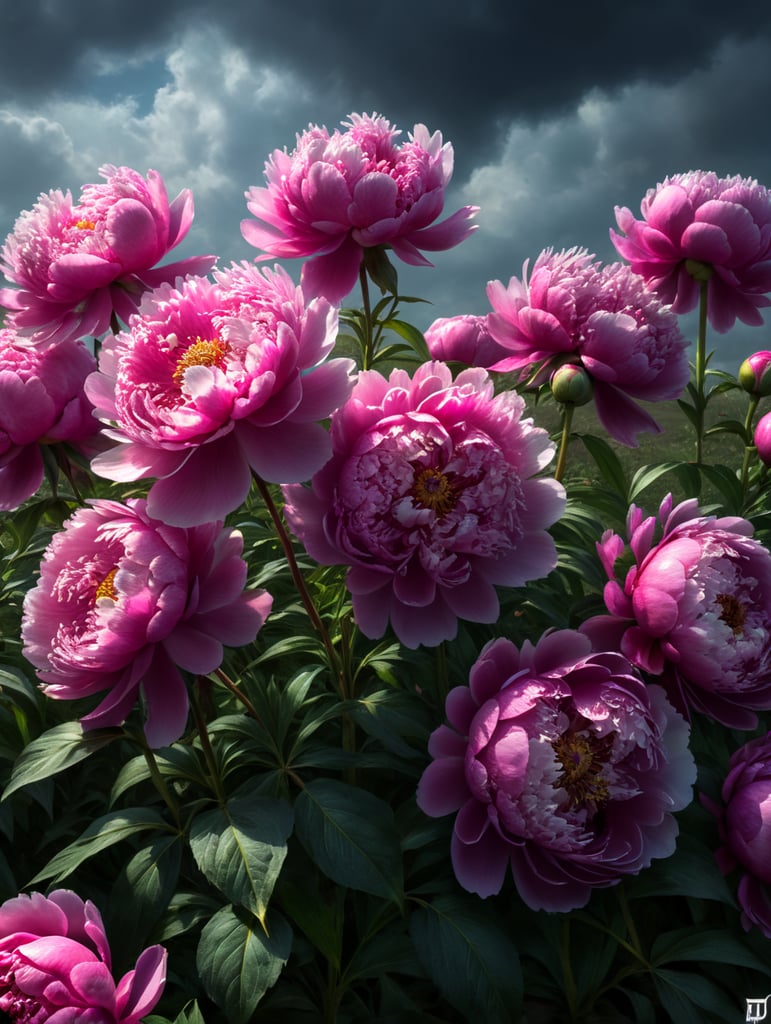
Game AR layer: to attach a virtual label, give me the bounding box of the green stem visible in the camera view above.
[138,737,182,830]
[359,263,374,370]
[191,679,227,804]
[694,278,709,463]
[740,393,761,496]
[554,404,575,483]
[214,666,263,723]
[560,918,579,1021]
[253,473,345,693]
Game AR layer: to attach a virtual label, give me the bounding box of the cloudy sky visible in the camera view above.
[2,0,771,368]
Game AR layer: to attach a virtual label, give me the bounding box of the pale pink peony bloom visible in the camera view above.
[611,171,771,333]
[22,498,272,747]
[241,112,478,302]
[282,361,565,648]
[0,164,215,346]
[0,888,166,1023]
[705,732,771,937]
[85,263,353,526]
[582,494,771,729]
[755,410,771,466]
[486,247,690,447]
[423,314,508,368]
[0,328,100,510]
[416,629,695,911]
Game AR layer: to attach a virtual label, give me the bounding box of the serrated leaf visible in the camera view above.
[294,779,403,903]
[29,807,173,885]
[197,905,291,1024]
[410,895,522,1024]
[189,795,293,926]
[3,721,118,800]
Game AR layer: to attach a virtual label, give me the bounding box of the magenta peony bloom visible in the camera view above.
[423,314,508,368]
[0,888,166,1023]
[282,361,565,648]
[416,630,695,911]
[0,164,215,346]
[582,494,771,729]
[486,247,690,447]
[739,350,771,396]
[85,263,353,527]
[0,328,99,510]
[706,733,771,937]
[21,498,272,747]
[755,410,771,466]
[241,112,478,303]
[611,171,771,333]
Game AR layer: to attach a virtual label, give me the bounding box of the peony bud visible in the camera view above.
[550,363,594,406]
[755,411,771,466]
[739,351,771,396]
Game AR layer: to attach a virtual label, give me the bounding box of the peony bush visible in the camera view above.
[2,117,771,1023]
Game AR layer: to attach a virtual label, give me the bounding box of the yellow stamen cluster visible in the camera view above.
[552,731,613,813]
[412,467,457,516]
[716,592,746,635]
[74,219,96,230]
[94,568,119,602]
[173,338,229,386]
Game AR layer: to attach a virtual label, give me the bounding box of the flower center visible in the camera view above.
[551,730,614,813]
[412,467,457,516]
[74,218,96,230]
[94,567,118,602]
[173,338,229,386]
[716,592,746,635]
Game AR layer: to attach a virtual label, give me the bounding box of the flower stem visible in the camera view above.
[214,666,263,723]
[740,394,760,496]
[253,472,345,693]
[191,678,227,805]
[359,263,374,370]
[694,278,709,463]
[138,736,182,830]
[560,918,579,1020]
[554,403,575,483]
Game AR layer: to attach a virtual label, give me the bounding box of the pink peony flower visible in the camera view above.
[85,263,353,527]
[755,410,771,466]
[486,247,690,447]
[611,171,771,333]
[423,314,508,368]
[416,629,695,911]
[0,164,215,346]
[582,495,771,729]
[282,361,565,648]
[21,498,272,747]
[706,732,771,937]
[0,888,166,1023]
[241,112,478,303]
[0,328,100,510]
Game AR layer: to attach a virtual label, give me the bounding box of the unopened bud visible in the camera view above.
[550,364,593,406]
[739,351,771,396]
[755,411,771,467]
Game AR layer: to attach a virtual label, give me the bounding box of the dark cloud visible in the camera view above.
[4,1,771,175]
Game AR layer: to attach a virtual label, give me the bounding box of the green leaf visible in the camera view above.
[279,874,344,970]
[651,927,770,974]
[107,835,182,965]
[381,318,430,361]
[29,807,173,885]
[410,895,522,1024]
[3,721,118,800]
[652,968,739,1022]
[0,665,41,716]
[576,433,628,499]
[625,836,734,904]
[197,905,292,1024]
[628,462,684,504]
[294,779,403,903]
[189,795,293,927]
